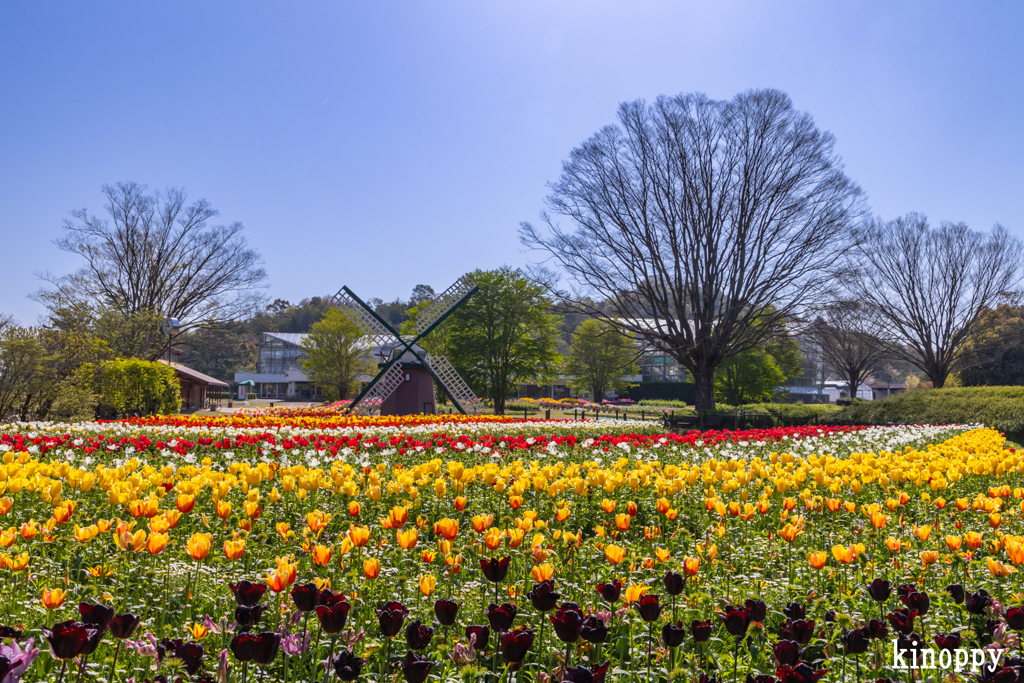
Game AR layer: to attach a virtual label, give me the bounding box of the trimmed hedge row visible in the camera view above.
[827,386,1024,437]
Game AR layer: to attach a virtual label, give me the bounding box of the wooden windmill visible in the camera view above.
[335,276,483,415]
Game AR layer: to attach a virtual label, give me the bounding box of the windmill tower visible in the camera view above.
[334,276,483,416]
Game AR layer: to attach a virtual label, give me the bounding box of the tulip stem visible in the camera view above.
[56,660,67,683]
[324,634,337,682]
[242,660,248,683]
[108,640,122,683]
[564,641,572,679]
[647,621,654,683]
[75,654,88,683]
[733,637,740,683]
[856,654,861,683]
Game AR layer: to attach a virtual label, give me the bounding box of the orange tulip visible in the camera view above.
[915,525,931,541]
[508,495,523,509]
[920,551,939,568]
[945,535,963,551]
[276,522,291,539]
[176,494,195,513]
[52,501,75,525]
[243,501,261,519]
[306,510,331,533]
[163,510,181,529]
[779,524,802,544]
[471,515,494,533]
[215,501,232,519]
[187,533,212,561]
[0,528,15,547]
[885,537,902,553]
[483,528,504,551]
[655,547,671,563]
[147,532,169,555]
[622,584,647,604]
[74,525,99,543]
[388,506,408,529]
[419,574,436,596]
[808,551,828,570]
[397,528,418,550]
[434,518,459,541]
[1007,539,1024,565]
[224,539,246,560]
[185,623,208,639]
[965,532,983,550]
[454,496,468,512]
[990,513,1002,529]
[348,501,361,517]
[348,525,371,547]
[870,513,888,529]
[601,499,616,514]
[20,521,38,540]
[614,513,631,531]
[604,544,626,565]
[532,563,554,582]
[657,498,671,514]
[363,558,381,579]
[0,498,12,515]
[312,544,333,566]
[9,552,28,572]
[988,557,1015,577]
[555,507,570,523]
[683,556,700,576]
[42,588,66,610]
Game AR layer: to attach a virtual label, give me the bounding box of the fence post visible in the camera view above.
[545,409,551,420]
[524,408,528,420]
[641,410,645,421]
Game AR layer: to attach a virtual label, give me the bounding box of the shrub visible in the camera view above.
[92,358,180,418]
[827,386,1024,436]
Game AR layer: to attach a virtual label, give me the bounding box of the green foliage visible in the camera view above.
[447,267,562,415]
[48,382,98,421]
[714,317,803,405]
[565,319,639,402]
[0,327,51,420]
[177,324,256,382]
[828,386,1024,436]
[957,304,1024,386]
[300,308,375,401]
[93,358,180,418]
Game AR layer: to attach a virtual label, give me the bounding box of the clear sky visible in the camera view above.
[1,1,1022,324]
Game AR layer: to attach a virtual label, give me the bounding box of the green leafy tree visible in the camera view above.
[92,358,180,418]
[715,323,802,404]
[0,327,51,420]
[565,319,639,402]
[300,308,375,401]
[447,267,562,415]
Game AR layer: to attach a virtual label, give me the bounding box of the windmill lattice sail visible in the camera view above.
[413,275,477,335]
[425,355,483,414]
[350,363,406,415]
[333,288,399,347]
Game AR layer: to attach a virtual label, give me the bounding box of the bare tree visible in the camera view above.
[521,89,864,409]
[850,214,1023,388]
[36,182,267,332]
[810,301,886,398]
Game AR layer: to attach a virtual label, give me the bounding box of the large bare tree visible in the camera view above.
[810,300,886,398]
[850,214,1023,388]
[37,182,267,333]
[521,89,864,409]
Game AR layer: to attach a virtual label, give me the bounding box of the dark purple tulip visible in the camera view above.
[776,663,828,683]
[235,604,266,631]
[78,602,115,630]
[230,631,280,665]
[886,609,917,635]
[867,619,888,640]
[480,557,511,583]
[782,602,805,621]
[157,638,184,662]
[934,633,962,652]
[946,584,966,604]
[581,615,608,644]
[841,627,870,655]
[176,642,205,676]
[896,584,916,601]
[595,580,621,604]
[745,599,767,623]
[721,606,750,638]
[987,668,1020,683]
[699,675,721,683]
[664,571,684,596]
[405,621,434,651]
[320,591,349,607]
[748,676,778,683]
[108,613,139,640]
[662,621,685,648]
[564,661,610,683]
[781,619,815,645]
[332,648,365,681]
[465,625,490,650]
[80,626,108,656]
[966,589,992,615]
[291,583,318,612]
[486,603,517,631]
[896,633,924,663]
[899,591,930,617]
[824,610,837,623]
[229,580,268,606]
[499,627,535,665]
[550,603,584,642]
[867,579,892,602]
[527,580,560,613]
[690,619,712,642]
[401,651,435,683]
[378,601,409,639]
[636,595,661,623]
[316,601,352,634]
[43,621,96,660]
[0,658,11,683]
[1007,607,1024,631]
[434,598,459,627]
[0,626,22,640]
[773,640,801,667]
[987,619,1003,637]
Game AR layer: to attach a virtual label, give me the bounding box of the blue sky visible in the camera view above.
[1,1,1022,324]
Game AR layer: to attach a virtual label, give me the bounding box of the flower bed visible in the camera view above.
[0,417,1019,683]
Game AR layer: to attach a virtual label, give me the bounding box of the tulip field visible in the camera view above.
[2,411,1024,683]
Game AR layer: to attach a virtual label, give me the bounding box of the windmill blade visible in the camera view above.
[333,288,400,347]
[424,354,483,414]
[413,275,477,336]
[349,362,406,415]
